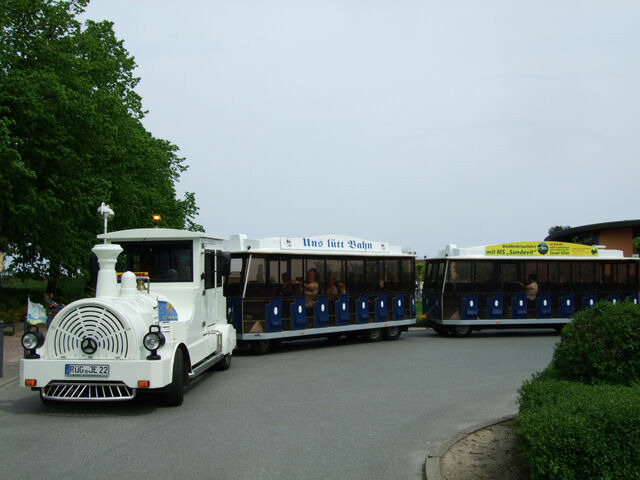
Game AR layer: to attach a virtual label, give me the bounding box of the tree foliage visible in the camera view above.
[0,0,202,281]
[547,225,571,236]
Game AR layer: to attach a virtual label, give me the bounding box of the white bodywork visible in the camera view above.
[21,228,236,402]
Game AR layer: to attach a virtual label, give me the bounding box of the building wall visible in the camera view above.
[599,228,633,256]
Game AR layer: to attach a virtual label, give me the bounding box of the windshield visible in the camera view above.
[115,240,193,282]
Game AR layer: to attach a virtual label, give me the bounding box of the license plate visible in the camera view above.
[65,364,109,377]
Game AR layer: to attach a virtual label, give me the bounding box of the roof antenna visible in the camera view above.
[97,202,115,243]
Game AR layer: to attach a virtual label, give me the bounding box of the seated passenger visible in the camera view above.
[304,269,319,309]
[326,271,338,300]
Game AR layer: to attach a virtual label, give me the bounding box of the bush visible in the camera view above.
[517,373,640,480]
[552,301,640,385]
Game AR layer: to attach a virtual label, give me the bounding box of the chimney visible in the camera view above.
[92,243,123,298]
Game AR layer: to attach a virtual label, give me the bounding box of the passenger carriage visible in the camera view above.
[422,241,640,337]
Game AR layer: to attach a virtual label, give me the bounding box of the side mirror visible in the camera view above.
[217,251,231,277]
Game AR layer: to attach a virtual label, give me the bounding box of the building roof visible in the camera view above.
[545,220,640,241]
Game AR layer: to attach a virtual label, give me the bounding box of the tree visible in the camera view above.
[548,225,571,236]
[0,0,202,287]
[633,237,640,255]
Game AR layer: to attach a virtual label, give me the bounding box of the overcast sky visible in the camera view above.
[83,1,640,257]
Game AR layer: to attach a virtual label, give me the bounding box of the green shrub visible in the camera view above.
[517,374,640,480]
[552,301,640,385]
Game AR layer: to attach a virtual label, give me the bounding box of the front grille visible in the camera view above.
[42,382,135,401]
[50,304,133,359]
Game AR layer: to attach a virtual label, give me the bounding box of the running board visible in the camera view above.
[189,352,225,379]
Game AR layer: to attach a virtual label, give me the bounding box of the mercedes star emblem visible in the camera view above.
[81,337,98,355]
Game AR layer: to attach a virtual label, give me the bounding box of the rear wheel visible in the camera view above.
[449,325,472,337]
[363,328,383,342]
[250,340,271,355]
[383,326,401,340]
[163,349,185,406]
[432,325,447,336]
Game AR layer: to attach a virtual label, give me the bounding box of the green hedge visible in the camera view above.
[552,301,640,385]
[517,372,640,480]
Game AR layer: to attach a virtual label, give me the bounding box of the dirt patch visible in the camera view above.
[440,420,529,480]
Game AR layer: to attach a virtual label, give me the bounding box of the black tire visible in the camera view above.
[449,325,472,337]
[212,353,232,371]
[432,325,447,336]
[163,349,185,406]
[383,326,401,340]
[363,328,383,342]
[250,340,270,355]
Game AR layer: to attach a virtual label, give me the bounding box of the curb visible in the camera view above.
[424,414,517,480]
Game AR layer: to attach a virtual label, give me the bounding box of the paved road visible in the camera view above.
[0,329,558,480]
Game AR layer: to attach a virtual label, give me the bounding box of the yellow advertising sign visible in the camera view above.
[485,242,598,257]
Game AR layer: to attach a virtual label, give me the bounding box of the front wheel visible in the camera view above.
[163,349,185,406]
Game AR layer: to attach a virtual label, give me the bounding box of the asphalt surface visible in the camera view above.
[0,327,558,480]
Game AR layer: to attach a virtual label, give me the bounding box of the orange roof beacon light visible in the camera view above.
[152,214,161,228]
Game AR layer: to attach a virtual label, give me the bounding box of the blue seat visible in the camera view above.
[290,297,306,330]
[336,295,350,326]
[628,293,639,305]
[582,294,598,310]
[357,294,369,324]
[393,294,404,320]
[265,298,283,332]
[607,293,621,305]
[227,297,243,332]
[423,293,441,320]
[536,294,552,318]
[511,294,527,319]
[375,294,387,322]
[487,294,503,319]
[314,295,329,328]
[461,294,478,320]
[559,294,575,317]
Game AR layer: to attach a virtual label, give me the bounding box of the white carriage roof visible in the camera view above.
[98,228,224,242]
[439,241,630,260]
[225,234,414,257]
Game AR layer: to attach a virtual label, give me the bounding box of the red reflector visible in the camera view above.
[138,380,150,388]
[25,379,37,387]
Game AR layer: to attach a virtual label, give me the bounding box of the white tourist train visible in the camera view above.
[20,206,417,404]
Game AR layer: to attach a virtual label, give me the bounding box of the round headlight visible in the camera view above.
[143,331,165,351]
[22,332,38,350]
[22,331,44,350]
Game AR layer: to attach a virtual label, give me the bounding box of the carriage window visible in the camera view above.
[326,258,345,293]
[224,257,244,297]
[347,259,364,293]
[401,258,414,289]
[384,259,400,289]
[630,262,638,289]
[448,261,471,283]
[245,257,267,297]
[365,259,382,292]
[475,262,494,287]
